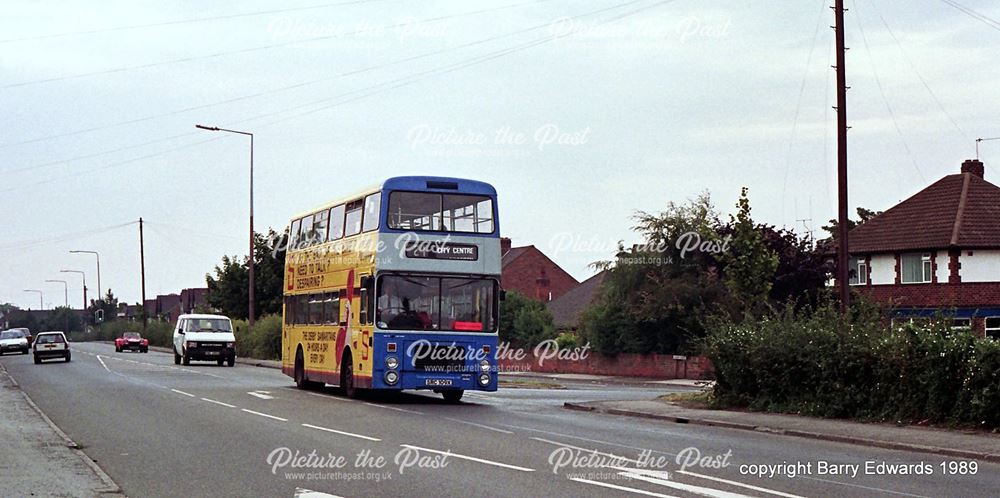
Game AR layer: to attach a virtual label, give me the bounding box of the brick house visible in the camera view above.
[546,271,608,330]
[143,288,209,323]
[500,238,579,302]
[845,159,1000,337]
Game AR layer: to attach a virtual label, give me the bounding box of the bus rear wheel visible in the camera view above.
[340,352,360,399]
[442,390,464,403]
[294,349,319,390]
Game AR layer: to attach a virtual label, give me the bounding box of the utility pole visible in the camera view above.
[834,0,850,314]
[140,217,147,329]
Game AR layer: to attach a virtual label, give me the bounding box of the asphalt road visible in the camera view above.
[2,342,998,498]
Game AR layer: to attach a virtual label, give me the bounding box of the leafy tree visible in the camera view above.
[499,291,556,347]
[254,229,287,317]
[581,193,737,354]
[45,306,83,333]
[206,255,250,320]
[821,207,882,240]
[87,289,119,325]
[720,188,778,309]
[205,228,288,321]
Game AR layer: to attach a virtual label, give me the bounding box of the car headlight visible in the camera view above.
[479,359,490,372]
[384,371,399,385]
[478,373,491,386]
[186,341,196,349]
[226,342,235,348]
[385,356,399,370]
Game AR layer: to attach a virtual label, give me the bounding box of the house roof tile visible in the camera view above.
[849,171,1000,253]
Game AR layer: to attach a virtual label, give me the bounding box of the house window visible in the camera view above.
[849,257,867,285]
[901,253,932,283]
[986,317,1000,340]
[951,318,971,330]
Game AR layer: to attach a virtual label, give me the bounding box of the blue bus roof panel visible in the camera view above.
[381,176,498,197]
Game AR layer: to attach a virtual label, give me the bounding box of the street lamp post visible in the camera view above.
[60,270,87,309]
[196,124,255,327]
[23,290,43,310]
[70,250,101,299]
[45,280,69,307]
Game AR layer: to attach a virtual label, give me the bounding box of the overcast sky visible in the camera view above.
[1,0,998,309]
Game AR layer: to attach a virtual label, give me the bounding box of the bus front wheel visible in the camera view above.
[442,390,464,403]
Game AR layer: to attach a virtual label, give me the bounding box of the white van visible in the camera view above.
[172,314,237,367]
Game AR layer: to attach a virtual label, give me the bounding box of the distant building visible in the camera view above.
[500,238,579,302]
[144,288,209,323]
[843,159,1000,337]
[546,271,608,330]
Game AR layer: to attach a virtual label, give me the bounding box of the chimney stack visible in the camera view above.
[962,159,984,179]
[535,268,551,302]
[500,237,512,256]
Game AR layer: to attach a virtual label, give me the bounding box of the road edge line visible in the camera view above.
[0,364,123,495]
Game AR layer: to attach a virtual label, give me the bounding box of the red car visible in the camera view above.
[115,331,149,353]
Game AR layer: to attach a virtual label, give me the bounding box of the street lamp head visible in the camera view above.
[196,124,220,131]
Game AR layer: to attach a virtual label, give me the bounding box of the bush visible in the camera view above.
[67,320,173,348]
[702,302,1000,428]
[499,291,556,347]
[232,314,282,360]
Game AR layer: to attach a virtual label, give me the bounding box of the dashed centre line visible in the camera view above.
[241,408,288,422]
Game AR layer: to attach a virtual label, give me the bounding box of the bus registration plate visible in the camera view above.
[426,379,452,386]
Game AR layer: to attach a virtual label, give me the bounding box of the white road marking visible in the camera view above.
[616,469,752,498]
[301,423,381,442]
[361,402,424,415]
[242,409,288,422]
[248,390,275,400]
[500,423,676,457]
[529,437,642,465]
[171,389,195,397]
[294,488,344,498]
[303,391,349,401]
[680,471,807,498]
[399,444,534,472]
[801,476,932,498]
[95,355,111,372]
[570,477,680,497]
[201,397,237,408]
[442,417,513,434]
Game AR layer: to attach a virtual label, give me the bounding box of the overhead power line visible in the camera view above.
[853,0,925,182]
[0,221,138,252]
[0,0,393,44]
[2,0,554,90]
[938,0,1000,32]
[6,0,676,193]
[3,0,645,176]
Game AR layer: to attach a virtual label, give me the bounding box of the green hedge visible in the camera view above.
[231,314,282,361]
[68,315,282,361]
[703,304,1000,428]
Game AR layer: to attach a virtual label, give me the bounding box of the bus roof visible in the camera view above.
[288,176,497,221]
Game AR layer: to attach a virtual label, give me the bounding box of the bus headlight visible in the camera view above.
[385,371,399,385]
[478,373,491,386]
[479,359,490,372]
[385,356,399,370]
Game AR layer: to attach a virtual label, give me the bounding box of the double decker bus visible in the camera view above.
[281,176,500,402]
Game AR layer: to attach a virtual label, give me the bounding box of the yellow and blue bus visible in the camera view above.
[281,176,500,402]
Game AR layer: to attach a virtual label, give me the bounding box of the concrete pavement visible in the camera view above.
[3,341,1000,497]
[565,399,1000,463]
[0,363,120,497]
